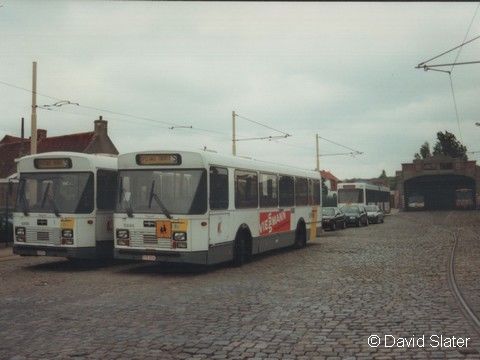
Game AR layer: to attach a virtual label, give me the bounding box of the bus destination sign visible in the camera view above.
[34,158,72,169]
[136,153,182,166]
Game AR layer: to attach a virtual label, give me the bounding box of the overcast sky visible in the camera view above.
[1,2,480,179]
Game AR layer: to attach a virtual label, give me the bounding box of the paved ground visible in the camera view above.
[0,211,479,359]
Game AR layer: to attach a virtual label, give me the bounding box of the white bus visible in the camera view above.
[337,182,390,213]
[114,150,321,266]
[13,152,117,259]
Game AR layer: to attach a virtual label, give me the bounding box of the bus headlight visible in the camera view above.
[15,226,26,242]
[173,232,187,242]
[62,229,73,238]
[61,229,74,245]
[116,229,130,246]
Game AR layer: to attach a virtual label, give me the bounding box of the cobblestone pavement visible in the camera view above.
[0,211,480,359]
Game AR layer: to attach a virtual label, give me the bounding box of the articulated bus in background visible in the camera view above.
[337,182,390,213]
[114,150,322,266]
[13,152,117,259]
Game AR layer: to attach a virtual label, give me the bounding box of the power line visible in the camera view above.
[235,113,291,137]
[448,73,463,141]
[0,77,231,136]
[451,2,480,73]
[317,135,363,154]
[416,34,480,67]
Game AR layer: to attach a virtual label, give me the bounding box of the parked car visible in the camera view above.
[365,205,384,224]
[341,205,368,227]
[321,207,346,231]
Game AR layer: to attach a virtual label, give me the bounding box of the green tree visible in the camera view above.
[379,169,387,179]
[432,131,467,160]
[414,142,430,160]
[321,177,328,197]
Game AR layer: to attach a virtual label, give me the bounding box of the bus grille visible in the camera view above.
[130,230,171,249]
[37,232,49,241]
[143,234,157,245]
[25,228,61,245]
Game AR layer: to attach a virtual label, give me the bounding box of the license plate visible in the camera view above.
[37,250,46,256]
[142,255,156,261]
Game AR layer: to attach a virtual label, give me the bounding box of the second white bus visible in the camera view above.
[114,150,322,266]
[337,182,390,213]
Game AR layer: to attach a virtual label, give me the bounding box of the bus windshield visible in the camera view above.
[117,169,207,215]
[338,188,363,203]
[15,172,94,214]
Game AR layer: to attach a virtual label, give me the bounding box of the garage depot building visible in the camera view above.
[396,155,480,211]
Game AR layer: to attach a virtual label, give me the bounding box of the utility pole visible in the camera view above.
[30,61,37,154]
[232,110,236,156]
[315,133,320,171]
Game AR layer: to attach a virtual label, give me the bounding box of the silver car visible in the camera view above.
[365,205,384,224]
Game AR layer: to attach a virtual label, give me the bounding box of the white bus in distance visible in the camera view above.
[337,182,390,213]
[114,150,322,266]
[13,152,117,259]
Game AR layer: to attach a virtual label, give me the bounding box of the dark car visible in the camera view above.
[322,207,346,231]
[341,205,368,227]
[365,205,384,224]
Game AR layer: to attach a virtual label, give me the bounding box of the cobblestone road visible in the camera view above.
[0,211,479,359]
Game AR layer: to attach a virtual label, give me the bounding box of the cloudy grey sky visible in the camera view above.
[1,1,480,179]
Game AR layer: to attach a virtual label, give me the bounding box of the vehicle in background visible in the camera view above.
[13,152,117,259]
[114,150,322,266]
[341,205,368,227]
[338,182,390,213]
[455,188,475,210]
[321,207,346,231]
[365,204,384,224]
[407,194,425,210]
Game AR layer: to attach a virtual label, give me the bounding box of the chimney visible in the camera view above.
[37,129,47,141]
[94,115,107,137]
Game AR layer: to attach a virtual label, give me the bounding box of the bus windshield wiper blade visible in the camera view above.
[119,177,134,218]
[19,179,29,216]
[148,180,172,219]
[40,182,60,217]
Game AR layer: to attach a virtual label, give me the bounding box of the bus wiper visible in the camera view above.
[40,183,60,217]
[119,177,134,218]
[148,180,172,219]
[19,179,29,216]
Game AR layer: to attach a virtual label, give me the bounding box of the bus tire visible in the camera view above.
[232,229,252,267]
[294,221,307,249]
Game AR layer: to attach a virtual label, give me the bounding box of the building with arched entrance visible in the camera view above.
[396,155,480,210]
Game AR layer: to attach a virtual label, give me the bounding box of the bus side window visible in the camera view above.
[210,166,228,210]
[235,170,258,209]
[97,170,118,210]
[260,173,278,208]
[295,177,308,206]
[279,175,294,207]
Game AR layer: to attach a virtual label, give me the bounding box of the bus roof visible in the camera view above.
[118,150,320,179]
[338,182,390,192]
[16,151,117,172]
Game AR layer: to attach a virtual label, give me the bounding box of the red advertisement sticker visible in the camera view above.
[259,210,291,236]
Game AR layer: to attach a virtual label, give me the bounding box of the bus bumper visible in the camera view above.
[13,244,98,259]
[114,248,208,265]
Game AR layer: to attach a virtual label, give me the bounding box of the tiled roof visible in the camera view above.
[320,170,339,182]
[0,132,96,178]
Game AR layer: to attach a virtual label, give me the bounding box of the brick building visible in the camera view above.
[396,155,480,210]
